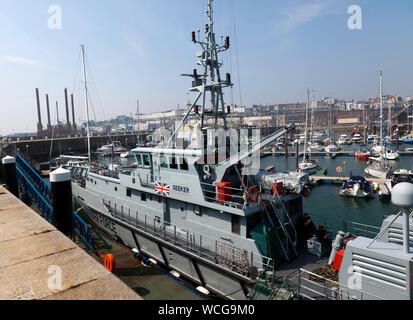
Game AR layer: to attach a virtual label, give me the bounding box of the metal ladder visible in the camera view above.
[262,185,298,262]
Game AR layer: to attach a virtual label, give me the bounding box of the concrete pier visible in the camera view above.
[0,185,141,300]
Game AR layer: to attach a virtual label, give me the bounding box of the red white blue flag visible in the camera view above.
[155,181,170,197]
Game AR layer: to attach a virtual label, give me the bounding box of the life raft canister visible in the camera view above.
[104,254,116,273]
[247,186,259,202]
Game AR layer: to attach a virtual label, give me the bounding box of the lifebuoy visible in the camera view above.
[336,167,343,173]
[247,187,259,202]
[104,254,116,273]
[203,165,211,175]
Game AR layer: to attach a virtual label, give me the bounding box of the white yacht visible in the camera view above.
[352,133,363,143]
[96,141,127,154]
[338,134,352,145]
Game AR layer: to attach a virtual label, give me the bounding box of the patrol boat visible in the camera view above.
[69,0,303,300]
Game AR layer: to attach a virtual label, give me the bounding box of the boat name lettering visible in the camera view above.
[173,185,190,193]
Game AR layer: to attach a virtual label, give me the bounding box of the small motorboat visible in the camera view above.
[97,141,127,155]
[370,149,399,161]
[367,134,378,142]
[340,176,374,198]
[388,169,413,190]
[325,143,341,153]
[338,135,352,145]
[308,142,324,152]
[352,134,363,143]
[354,147,371,160]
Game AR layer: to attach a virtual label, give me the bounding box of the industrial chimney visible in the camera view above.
[71,93,76,131]
[64,88,71,129]
[46,94,51,129]
[56,101,60,126]
[36,88,43,133]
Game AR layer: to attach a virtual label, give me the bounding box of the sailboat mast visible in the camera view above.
[303,88,310,161]
[136,99,139,143]
[311,89,315,143]
[379,71,384,163]
[81,44,91,161]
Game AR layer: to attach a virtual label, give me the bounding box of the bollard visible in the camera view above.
[2,156,18,197]
[50,167,74,237]
[0,160,3,184]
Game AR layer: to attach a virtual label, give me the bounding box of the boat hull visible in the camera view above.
[73,184,254,300]
[364,167,390,179]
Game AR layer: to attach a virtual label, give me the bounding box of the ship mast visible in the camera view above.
[81,44,91,161]
[168,0,232,147]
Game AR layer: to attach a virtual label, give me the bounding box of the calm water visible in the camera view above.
[261,143,413,232]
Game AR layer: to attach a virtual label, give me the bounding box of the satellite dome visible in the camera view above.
[391,182,413,208]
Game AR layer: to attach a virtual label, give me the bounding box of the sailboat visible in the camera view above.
[364,71,392,179]
[299,89,319,175]
[325,104,340,153]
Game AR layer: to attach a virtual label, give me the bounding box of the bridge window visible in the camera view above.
[179,157,189,171]
[141,192,146,201]
[170,156,178,169]
[160,155,168,168]
[126,188,131,197]
[232,215,240,235]
[136,154,143,166]
[143,154,150,166]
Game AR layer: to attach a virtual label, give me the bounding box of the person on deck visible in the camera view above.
[317,224,332,251]
[302,213,317,248]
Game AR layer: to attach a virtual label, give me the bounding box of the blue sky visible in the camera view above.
[0,0,413,134]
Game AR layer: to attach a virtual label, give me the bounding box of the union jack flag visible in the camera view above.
[155,181,170,197]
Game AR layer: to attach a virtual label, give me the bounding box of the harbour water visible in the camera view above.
[261,142,413,233]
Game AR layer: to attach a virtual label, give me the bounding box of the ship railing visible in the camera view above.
[102,199,275,279]
[200,181,264,209]
[294,268,386,300]
[342,220,381,238]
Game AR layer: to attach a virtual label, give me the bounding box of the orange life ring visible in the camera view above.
[94,160,99,168]
[247,187,259,202]
[336,167,343,173]
[104,254,116,273]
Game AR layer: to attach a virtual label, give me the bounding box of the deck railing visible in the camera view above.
[342,220,381,238]
[102,199,274,280]
[295,268,385,300]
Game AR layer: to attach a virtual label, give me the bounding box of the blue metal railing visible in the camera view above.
[16,166,54,224]
[73,210,95,251]
[16,154,51,201]
[15,155,95,251]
